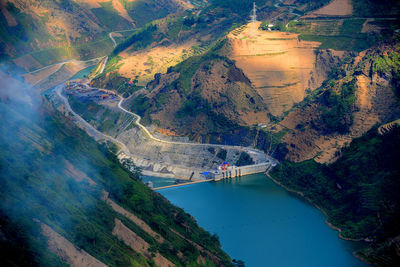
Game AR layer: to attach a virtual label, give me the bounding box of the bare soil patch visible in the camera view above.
[41,223,107,267]
[104,195,164,242]
[111,0,134,24]
[281,73,400,163]
[112,219,174,267]
[228,23,322,116]
[119,40,198,86]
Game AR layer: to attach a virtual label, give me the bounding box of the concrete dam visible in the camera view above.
[153,160,277,190]
[212,162,275,181]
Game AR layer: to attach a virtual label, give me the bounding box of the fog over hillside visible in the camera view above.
[1,0,400,266]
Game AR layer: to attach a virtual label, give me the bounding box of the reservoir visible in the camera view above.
[154,173,367,267]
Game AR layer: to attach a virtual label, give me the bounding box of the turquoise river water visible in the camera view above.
[147,174,367,267]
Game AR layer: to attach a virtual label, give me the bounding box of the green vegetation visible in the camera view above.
[104,56,124,74]
[352,0,400,17]
[168,39,228,96]
[174,92,238,134]
[31,37,114,66]
[260,21,286,31]
[68,96,128,134]
[216,149,227,161]
[113,23,158,55]
[128,94,153,124]
[91,1,131,30]
[112,4,239,60]
[287,19,379,52]
[0,2,51,56]
[164,16,194,41]
[116,82,143,98]
[92,69,142,98]
[119,0,173,27]
[210,0,268,16]
[0,94,232,266]
[0,0,183,63]
[235,152,254,166]
[294,0,331,13]
[372,51,400,98]
[176,93,210,118]
[270,126,400,265]
[319,78,357,133]
[0,1,114,64]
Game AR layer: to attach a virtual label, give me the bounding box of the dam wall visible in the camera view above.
[212,161,275,181]
[153,161,277,190]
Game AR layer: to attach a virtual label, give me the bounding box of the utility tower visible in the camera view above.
[250,1,257,37]
[250,1,257,24]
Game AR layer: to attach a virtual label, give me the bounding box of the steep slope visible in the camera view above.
[227,22,346,116]
[0,0,188,70]
[109,1,399,156]
[279,39,400,163]
[116,25,346,144]
[123,39,269,140]
[270,126,400,265]
[91,0,284,90]
[0,70,232,266]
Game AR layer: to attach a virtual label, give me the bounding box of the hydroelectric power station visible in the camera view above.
[153,160,277,190]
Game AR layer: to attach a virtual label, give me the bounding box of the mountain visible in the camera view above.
[85,0,400,264]
[96,0,400,157]
[0,69,232,266]
[280,39,400,163]
[270,126,400,266]
[1,0,400,265]
[0,0,191,70]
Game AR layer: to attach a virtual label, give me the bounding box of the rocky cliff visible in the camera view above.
[280,40,400,163]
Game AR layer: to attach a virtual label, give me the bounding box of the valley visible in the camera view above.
[1,0,400,266]
[51,77,275,181]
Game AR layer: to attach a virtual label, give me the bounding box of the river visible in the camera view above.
[150,174,367,267]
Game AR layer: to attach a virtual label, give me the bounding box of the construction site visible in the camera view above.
[59,78,278,185]
[65,79,119,104]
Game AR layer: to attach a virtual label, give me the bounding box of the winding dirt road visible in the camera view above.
[116,93,271,159]
[108,29,137,48]
[56,81,273,163]
[55,84,134,158]
[44,27,275,167]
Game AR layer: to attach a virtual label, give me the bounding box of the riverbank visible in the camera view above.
[159,173,367,267]
[266,172,371,264]
[266,173,368,242]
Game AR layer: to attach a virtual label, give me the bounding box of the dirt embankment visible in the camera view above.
[227,22,342,117]
[41,223,108,267]
[104,195,164,243]
[112,219,174,267]
[280,44,400,163]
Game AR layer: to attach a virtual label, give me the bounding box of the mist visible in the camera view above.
[0,63,104,264]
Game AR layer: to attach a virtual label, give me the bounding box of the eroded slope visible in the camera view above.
[280,41,400,163]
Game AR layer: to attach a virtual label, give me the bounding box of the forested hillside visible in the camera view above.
[270,126,400,265]
[0,70,232,266]
[0,0,188,69]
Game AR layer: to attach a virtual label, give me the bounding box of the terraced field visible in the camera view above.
[118,40,210,86]
[286,18,379,52]
[228,22,324,116]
